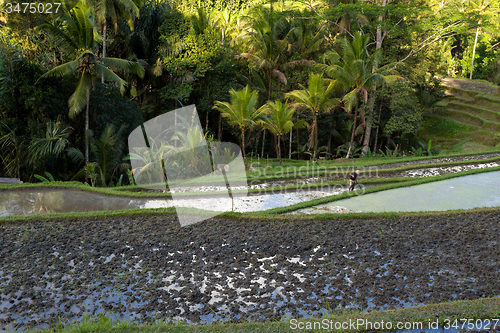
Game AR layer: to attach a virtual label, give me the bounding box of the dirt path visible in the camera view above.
[440,77,499,95]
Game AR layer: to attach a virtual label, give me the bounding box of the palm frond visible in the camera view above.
[68,72,92,118]
[101,57,145,78]
[40,61,79,80]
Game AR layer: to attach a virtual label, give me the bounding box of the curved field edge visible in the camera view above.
[23,297,500,333]
[245,152,500,180]
[1,200,500,228]
[1,166,499,223]
[258,165,500,215]
[2,154,500,198]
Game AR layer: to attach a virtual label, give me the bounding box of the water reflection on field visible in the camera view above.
[0,189,151,217]
[300,171,500,214]
[0,187,343,217]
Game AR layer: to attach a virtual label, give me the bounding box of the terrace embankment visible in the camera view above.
[1,211,499,329]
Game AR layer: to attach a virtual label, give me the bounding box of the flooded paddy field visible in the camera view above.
[1,212,499,331]
[0,187,349,217]
[298,171,500,214]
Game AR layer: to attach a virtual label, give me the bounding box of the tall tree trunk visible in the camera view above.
[101,21,107,84]
[372,93,383,153]
[313,112,318,159]
[242,129,247,168]
[470,21,482,80]
[261,130,266,157]
[296,113,300,159]
[296,127,299,160]
[218,112,222,141]
[289,129,292,160]
[205,111,209,131]
[85,86,90,180]
[277,134,282,164]
[362,2,386,155]
[346,102,359,159]
[362,91,376,155]
[327,131,331,155]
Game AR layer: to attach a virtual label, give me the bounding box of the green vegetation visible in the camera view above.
[1,0,499,185]
[422,83,500,152]
[15,296,500,332]
[2,1,500,330]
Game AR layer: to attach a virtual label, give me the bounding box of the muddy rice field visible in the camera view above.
[1,211,499,330]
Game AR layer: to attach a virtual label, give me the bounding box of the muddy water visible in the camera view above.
[1,211,499,332]
[301,171,500,214]
[0,189,149,216]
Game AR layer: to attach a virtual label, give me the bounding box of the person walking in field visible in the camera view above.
[348,170,360,191]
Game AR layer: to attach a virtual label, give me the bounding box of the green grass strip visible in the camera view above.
[246,152,500,181]
[0,207,176,225]
[0,182,173,198]
[2,166,500,223]
[4,155,499,198]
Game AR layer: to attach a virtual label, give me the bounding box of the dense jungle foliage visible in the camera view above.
[0,0,499,185]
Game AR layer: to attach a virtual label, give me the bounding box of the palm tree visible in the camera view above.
[191,7,213,36]
[238,4,294,100]
[39,3,145,171]
[214,8,239,45]
[38,2,102,59]
[286,73,339,159]
[213,86,267,167]
[320,32,397,158]
[91,0,141,61]
[260,100,309,164]
[68,124,127,186]
[0,122,27,178]
[289,13,327,60]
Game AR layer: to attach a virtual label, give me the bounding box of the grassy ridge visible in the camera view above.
[2,165,500,224]
[23,297,500,333]
[3,154,499,199]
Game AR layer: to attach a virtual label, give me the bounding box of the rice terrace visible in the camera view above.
[1,0,500,332]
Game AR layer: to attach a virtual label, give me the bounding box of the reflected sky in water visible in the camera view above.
[0,188,338,217]
[305,171,500,213]
[0,189,159,217]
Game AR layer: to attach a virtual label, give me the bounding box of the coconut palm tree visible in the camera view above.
[289,13,328,60]
[214,8,240,45]
[39,3,145,171]
[260,100,309,164]
[286,73,339,159]
[238,4,294,100]
[90,0,141,61]
[38,1,102,59]
[213,86,267,167]
[320,32,398,158]
[191,7,213,36]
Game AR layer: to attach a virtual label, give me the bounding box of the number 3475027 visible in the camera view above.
[4,3,62,14]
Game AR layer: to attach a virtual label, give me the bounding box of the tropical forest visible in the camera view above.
[0,0,499,183]
[1,0,500,331]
